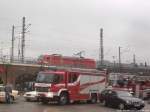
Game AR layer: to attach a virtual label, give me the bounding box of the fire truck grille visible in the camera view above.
[36,87,49,92]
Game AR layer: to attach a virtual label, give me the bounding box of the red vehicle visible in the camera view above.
[35,68,107,105]
[37,54,96,69]
[134,75,150,99]
[108,73,150,99]
[108,73,135,95]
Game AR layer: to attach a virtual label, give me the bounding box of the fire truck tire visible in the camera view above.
[58,92,69,105]
[90,94,97,104]
[87,93,97,104]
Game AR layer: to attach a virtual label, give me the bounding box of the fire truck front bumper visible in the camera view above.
[37,92,58,101]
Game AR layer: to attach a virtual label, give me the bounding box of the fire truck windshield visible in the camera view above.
[36,73,62,83]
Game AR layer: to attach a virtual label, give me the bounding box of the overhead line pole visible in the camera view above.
[21,17,25,63]
[99,28,104,67]
[11,25,15,63]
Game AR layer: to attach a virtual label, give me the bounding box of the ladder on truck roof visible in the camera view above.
[47,66,107,76]
[68,68,106,75]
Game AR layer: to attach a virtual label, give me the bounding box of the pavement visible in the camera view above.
[0,96,150,112]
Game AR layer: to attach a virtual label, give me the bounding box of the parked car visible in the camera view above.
[23,91,38,101]
[0,85,19,103]
[99,89,145,110]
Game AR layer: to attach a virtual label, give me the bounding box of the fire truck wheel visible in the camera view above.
[90,94,97,104]
[87,94,97,104]
[59,92,69,105]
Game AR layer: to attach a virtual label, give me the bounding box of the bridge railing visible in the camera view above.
[0,55,38,64]
[0,55,150,72]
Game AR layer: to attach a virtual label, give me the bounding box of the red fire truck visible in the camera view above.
[35,68,107,105]
[37,54,96,69]
[108,73,135,94]
[133,75,150,99]
[108,73,150,99]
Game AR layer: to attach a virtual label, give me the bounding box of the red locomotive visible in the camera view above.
[37,54,96,69]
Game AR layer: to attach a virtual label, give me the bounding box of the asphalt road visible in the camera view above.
[0,97,150,112]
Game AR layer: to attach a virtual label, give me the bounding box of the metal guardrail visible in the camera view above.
[0,55,150,72]
[0,55,38,64]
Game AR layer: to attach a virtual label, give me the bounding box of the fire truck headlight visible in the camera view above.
[47,92,53,98]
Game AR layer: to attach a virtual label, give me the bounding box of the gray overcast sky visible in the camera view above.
[0,0,150,64]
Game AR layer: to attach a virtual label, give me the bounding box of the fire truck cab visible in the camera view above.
[35,68,107,105]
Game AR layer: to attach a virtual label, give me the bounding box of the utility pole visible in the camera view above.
[18,37,21,60]
[21,17,25,63]
[21,17,31,63]
[99,28,104,67]
[118,46,121,71]
[11,25,15,63]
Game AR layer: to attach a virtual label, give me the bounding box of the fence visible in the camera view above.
[0,55,38,64]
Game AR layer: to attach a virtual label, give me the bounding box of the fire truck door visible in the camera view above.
[68,73,79,100]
